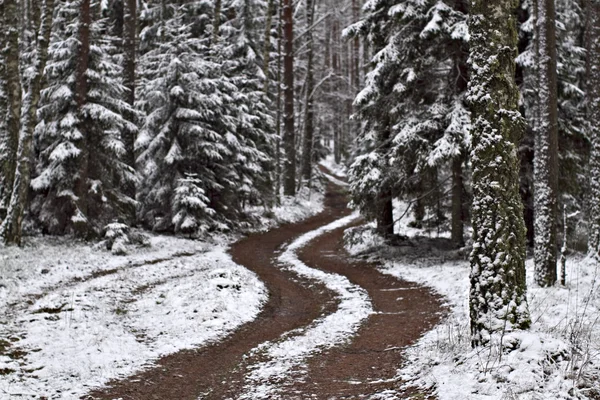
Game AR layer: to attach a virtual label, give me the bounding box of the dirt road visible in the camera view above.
[86,171,444,400]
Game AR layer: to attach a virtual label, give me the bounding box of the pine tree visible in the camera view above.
[347,0,397,236]
[136,4,230,231]
[348,0,470,238]
[468,0,530,346]
[31,0,136,237]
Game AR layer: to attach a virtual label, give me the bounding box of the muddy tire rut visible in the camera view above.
[86,172,445,400]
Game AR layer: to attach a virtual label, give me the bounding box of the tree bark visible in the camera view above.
[282,0,296,196]
[301,0,315,182]
[533,0,559,286]
[1,0,55,245]
[213,0,222,43]
[451,156,465,247]
[332,15,341,163]
[275,0,283,204]
[74,0,92,236]
[263,0,275,94]
[122,0,137,221]
[468,0,530,346]
[0,0,21,221]
[587,0,600,257]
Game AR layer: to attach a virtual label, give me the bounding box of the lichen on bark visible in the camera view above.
[467,0,531,346]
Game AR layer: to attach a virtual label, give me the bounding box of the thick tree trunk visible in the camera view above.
[0,0,21,221]
[587,0,600,257]
[468,0,530,346]
[301,0,315,182]
[0,3,5,215]
[282,0,296,196]
[533,0,559,287]
[1,0,55,245]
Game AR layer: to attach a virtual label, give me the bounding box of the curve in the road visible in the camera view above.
[85,175,350,400]
[86,169,446,400]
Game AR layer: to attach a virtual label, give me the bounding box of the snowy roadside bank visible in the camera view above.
[0,189,325,399]
[0,237,266,399]
[240,212,374,399]
[346,213,600,400]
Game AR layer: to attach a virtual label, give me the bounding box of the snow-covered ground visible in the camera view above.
[346,204,600,400]
[0,191,324,399]
[320,155,348,178]
[240,212,373,399]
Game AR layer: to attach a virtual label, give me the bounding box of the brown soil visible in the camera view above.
[278,223,445,399]
[85,172,445,400]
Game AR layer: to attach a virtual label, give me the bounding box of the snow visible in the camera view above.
[346,203,600,400]
[0,184,326,398]
[0,235,266,399]
[320,155,347,178]
[239,212,374,399]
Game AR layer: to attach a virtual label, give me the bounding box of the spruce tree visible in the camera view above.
[31,0,136,237]
[468,0,530,345]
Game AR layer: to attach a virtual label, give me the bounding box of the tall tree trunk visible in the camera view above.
[282,0,296,196]
[450,2,468,247]
[376,119,394,237]
[213,0,222,43]
[1,0,55,245]
[301,0,315,181]
[468,0,530,346]
[533,0,559,286]
[332,15,341,163]
[451,156,465,247]
[275,0,283,204]
[587,0,600,257]
[122,0,137,221]
[0,0,22,221]
[74,0,92,237]
[352,0,360,92]
[263,0,275,94]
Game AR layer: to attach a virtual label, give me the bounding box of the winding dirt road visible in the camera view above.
[86,170,444,400]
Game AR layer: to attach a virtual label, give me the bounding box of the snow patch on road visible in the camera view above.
[239,212,374,399]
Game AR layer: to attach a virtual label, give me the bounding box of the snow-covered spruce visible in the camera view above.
[31,0,137,237]
[238,212,373,399]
